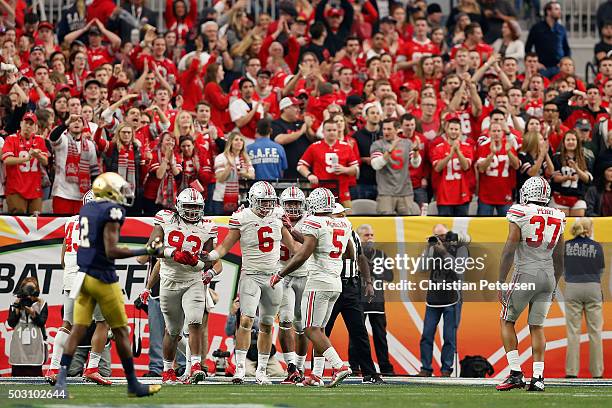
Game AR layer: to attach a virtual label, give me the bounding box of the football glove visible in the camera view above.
[281,212,293,231]
[173,250,199,266]
[201,269,215,285]
[269,273,283,288]
[139,288,150,304]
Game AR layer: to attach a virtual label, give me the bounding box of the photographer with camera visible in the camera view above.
[7,277,48,376]
[418,224,469,377]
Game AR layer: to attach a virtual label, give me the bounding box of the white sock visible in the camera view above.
[184,341,192,375]
[296,354,306,371]
[50,330,70,369]
[163,360,173,371]
[257,352,270,374]
[322,347,344,370]
[177,336,188,356]
[87,352,101,369]
[283,352,296,366]
[313,356,325,377]
[190,355,201,367]
[533,361,544,378]
[506,350,521,372]
[235,349,247,377]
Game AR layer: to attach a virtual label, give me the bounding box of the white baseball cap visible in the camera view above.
[279,97,299,111]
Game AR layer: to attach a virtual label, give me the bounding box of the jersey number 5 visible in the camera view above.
[526,216,562,250]
[258,226,274,253]
[329,229,345,258]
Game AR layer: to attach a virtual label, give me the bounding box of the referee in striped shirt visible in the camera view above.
[324,204,384,384]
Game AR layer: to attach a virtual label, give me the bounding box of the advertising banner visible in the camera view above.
[0,215,610,378]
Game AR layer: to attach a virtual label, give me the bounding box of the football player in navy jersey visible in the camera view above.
[54,172,164,398]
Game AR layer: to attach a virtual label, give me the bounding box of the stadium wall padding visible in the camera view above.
[0,215,610,378]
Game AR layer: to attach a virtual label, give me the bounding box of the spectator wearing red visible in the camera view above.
[179,56,208,113]
[447,74,482,141]
[555,86,608,130]
[350,0,378,40]
[337,36,364,73]
[193,101,224,158]
[416,97,441,141]
[165,0,197,45]
[551,57,586,91]
[36,21,61,56]
[476,122,519,216]
[401,114,429,206]
[1,112,48,214]
[204,63,231,133]
[64,19,121,71]
[66,50,89,94]
[143,131,182,214]
[431,117,474,216]
[398,17,440,75]
[542,102,569,152]
[229,78,266,143]
[178,135,213,197]
[260,17,300,73]
[298,119,358,207]
[253,70,280,119]
[48,115,100,215]
[94,123,146,214]
[450,22,493,65]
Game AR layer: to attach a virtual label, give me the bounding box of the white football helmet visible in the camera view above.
[248,181,278,217]
[307,188,336,214]
[280,186,306,219]
[176,188,205,222]
[520,176,551,205]
[82,189,95,205]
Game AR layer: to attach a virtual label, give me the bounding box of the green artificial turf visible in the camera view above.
[1,384,611,407]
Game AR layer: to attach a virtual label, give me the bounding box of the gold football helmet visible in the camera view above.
[92,172,135,206]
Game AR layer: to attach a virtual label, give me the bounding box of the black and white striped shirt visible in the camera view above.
[342,230,362,279]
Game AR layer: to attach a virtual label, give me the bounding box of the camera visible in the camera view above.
[428,231,459,245]
[212,349,231,359]
[134,297,148,313]
[16,285,39,307]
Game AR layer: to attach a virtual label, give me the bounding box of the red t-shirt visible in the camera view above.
[431,139,474,205]
[476,138,517,205]
[1,132,49,199]
[298,140,359,203]
[87,45,114,70]
[401,38,440,65]
[450,42,493,65]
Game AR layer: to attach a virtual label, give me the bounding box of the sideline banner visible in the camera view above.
[0,216,610,378]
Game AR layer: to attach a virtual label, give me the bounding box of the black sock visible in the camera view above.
[121,357,138,386]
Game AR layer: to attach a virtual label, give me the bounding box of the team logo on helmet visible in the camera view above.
[82,190,95,205]
[248,181,278,217]
[176,188,205,222]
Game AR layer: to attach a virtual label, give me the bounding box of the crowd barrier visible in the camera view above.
[0,215,610,378]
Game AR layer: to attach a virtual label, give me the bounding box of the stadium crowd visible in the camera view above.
[0,0,611,217]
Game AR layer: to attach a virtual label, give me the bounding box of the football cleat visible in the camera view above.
[45,368,59,386]
[362,374,385,384]
[83,368,112,386]
[127,383,162,398]
[297,374,324,387]
[526,376,545,392]
[188,362,206,384]
[326,365,352,388]
[255,370,272,385]
[281,364,301,384]
[162,369,179,385]
[496,370,526,391]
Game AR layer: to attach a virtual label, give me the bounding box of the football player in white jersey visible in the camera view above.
[144,188,218,385]
[271,188,354,388]
[201,181,298,385]
[277,186,310,384]
[496,177,565,392]
[46,190,112,386]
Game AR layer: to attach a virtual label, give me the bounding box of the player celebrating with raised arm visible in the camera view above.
[47,191,112,387]
[53,172,163,398]
[270,188,355,388]
[201,181,298,385]
[145,188,218,385]
[496,176,566,392]
[277,186,309,384]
